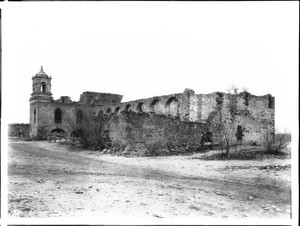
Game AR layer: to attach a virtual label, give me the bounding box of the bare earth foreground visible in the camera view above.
[8,140,291,219]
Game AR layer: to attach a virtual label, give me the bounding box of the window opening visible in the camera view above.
[41,82,46,93]
[236,125,244,141]
[137,103,144,113]
[268,95,274,108]
[76,109,83,124]
[34,108,36,123]
[125,104,131,112]
[114,107,120,113]
[150,99,159,113]
[54,108,62,123]
[244,93,249,106]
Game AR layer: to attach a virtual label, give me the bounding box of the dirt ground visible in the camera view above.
[8,139,291,219]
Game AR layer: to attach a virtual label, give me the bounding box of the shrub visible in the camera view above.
[36,125,48,140]
[261,129,290,153]
[111,139,126,153]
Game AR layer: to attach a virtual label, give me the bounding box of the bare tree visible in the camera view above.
[241,87,249,93]
[227,85,239,95]
[261,127,290,153]
[217,122,237,157]
[216,85,243,157]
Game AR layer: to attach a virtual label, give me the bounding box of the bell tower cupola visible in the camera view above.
[30,66,53,102]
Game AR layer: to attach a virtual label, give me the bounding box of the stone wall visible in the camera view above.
[205,93,275,144]
[114,90,191,122]
[30,101,80,137]
[29,86,275,147]
[8,123,30,138]
[189,94,202,122]
[79,92,123,106]
[108,111,208,155]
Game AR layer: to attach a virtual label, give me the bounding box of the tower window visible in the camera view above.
[54,108,62,123]
[41,82,46,93]
[33,108,37,123]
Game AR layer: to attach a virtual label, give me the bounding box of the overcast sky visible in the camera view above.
[2,1,299,132]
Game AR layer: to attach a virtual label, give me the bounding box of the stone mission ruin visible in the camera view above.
[27,67,275,153]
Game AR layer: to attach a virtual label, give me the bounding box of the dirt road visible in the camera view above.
[8,140,291,218]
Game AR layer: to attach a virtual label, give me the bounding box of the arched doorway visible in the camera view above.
[71,129,84,137]
[51,128,65,133]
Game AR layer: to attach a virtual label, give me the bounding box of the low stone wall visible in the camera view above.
[109,111,208,156]
[8,123,30,138]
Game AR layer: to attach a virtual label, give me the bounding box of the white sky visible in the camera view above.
[2,1,299,132]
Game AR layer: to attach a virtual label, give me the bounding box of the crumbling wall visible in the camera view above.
[119,95,180,115]
[189,94,202,122]
[8,123,30,138]
[238,94,275,142]
[29,84,275,148]
[201,92,222,121]
[79,92,123,106]
[205,93,275,144]
[109,111,208,156]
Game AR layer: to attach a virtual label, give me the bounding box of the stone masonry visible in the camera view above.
[29,67,275,148]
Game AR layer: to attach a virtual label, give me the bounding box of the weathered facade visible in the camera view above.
[29,67,275,148]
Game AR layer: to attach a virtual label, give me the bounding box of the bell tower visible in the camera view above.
[30,66,53,102]
[29,66,54,137]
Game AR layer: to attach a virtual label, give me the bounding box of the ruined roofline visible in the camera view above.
[81,91,123,96]
[121,93,183,104]
[122,88,194,103]
[121,89,274,104]
[203,91,274,98]
[52,90,274,105]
